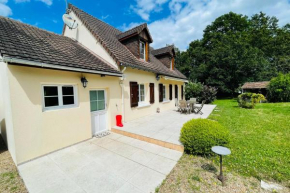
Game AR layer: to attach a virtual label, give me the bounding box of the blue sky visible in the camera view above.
[1,0,290,50]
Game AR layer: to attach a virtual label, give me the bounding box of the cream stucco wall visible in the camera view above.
[123,68,184,122]
[8,65,121,164]
[0,60,17,163]
[63,11,118,70]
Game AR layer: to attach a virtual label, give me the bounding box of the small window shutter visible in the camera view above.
[175,85,178,99]
[181,85,184,100]
[172,57,175,70]
[130,82,139,107]
[159,84,163,102]
[150,83,154,104]
[169,84,172,100]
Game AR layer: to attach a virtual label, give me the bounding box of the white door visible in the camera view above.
[90,90,107,136]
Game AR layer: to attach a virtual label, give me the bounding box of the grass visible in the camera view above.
[0,135,27,193]
[157,99,290,192]
[209,99,290,184]
[156,154,268,193]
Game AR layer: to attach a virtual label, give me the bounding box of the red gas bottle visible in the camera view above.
[116,115,123,127]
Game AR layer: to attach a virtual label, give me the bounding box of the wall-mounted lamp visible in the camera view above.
[156,74,160,81]
[81,77,88,88]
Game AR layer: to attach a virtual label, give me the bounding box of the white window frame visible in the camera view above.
[140,41,146,60]
[42,85,78,111]
[163,85,166,101]
[170,58,173,70]
[138,84,145,104]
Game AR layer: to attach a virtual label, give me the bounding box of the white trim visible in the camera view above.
[140,41,146,61]
[3,57,122,77]
[89,89,107,112]
[162,100,170,103]
[42,84,78,111]
[137,103,151,108]
[163,85,166,101]
[163,76,188,82]
[138,84,145,104]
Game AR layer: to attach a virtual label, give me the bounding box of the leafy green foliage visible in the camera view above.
[267,73,290,102]
[210,100,290,183]
[237,93,266,109]
[185,82,217,103]
[175,12,290,96]
[180,119,229,155]
[185,82,203,100]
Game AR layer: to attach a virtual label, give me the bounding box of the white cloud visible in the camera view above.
[0,0,12,16]
[130,0,169,20]
[15,0,30,3]
[37,0,52,6]
[130,0,290,50]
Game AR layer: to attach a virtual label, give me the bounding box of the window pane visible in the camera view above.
[44,97,59,107]
[97,101,105,110]
[44,86,58,96]
[90,101,98,112]
[97,90,105,100]
[62,86,74,95]
[90,91,97,101]
[63,96,74,105]
[140,42,145,59]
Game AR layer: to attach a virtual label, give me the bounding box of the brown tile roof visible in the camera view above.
[117,23,153,43]
[151,45,175,57]
[0,16,121,75]
[69,4,187,80]
[241,81,270,89]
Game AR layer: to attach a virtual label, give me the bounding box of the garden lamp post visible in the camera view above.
[211,146,231,186]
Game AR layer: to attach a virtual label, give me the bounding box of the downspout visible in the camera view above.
[120,66,127,122]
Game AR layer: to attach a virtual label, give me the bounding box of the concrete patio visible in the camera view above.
[112,104,216,150]
[18,133,182,193]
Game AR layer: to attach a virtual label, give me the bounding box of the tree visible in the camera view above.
[175,12,290,96]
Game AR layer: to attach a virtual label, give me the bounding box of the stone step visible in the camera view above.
[111,128,184,152]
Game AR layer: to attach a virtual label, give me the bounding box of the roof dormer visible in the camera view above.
[151,45,175,70]
[117,23,153,62]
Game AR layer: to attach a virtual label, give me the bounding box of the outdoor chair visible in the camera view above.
[179,100,190,114]
[193,100,205,115]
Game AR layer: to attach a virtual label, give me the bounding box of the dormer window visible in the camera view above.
[140,41,146,60]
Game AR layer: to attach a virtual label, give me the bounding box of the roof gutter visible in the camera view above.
[3,56,123,77]
[163,76,188,83]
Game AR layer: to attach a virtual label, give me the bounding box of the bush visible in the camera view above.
[185,81,217,104]
[180,119,229,156]
[185,82,203,100]
[237,93,266,109]
[267,73,290,102]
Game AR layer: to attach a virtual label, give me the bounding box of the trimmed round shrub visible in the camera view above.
[180,119,229,156]
[238,93,266,109]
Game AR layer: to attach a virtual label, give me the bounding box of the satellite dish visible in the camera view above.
[62,14,78,29]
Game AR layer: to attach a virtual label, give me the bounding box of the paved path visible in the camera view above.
[18,133,183,193]
[114,105,216,145]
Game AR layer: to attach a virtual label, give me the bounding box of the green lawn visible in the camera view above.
[209,99,290,184]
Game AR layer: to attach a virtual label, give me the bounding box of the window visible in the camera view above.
[163,85,166,100]
[175,85,178,99]
[139,84,145,103]
[43,85,77,110]
[140,41,145,60]
[90,90,105,112]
